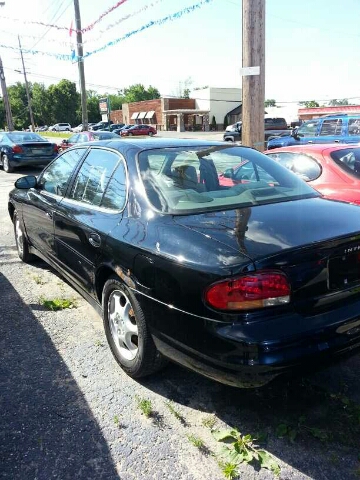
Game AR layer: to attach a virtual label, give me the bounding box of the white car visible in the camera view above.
[72,124,83,133]
[51,123,72,132]
[225,121,242,132]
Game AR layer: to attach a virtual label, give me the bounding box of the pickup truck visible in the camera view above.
[223,118,292,144]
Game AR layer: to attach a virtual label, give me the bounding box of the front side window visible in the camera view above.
[267,152,321,181]
[70,148,120,206]
[319,119,342,136]
[38,148,87,195]
[68,134,79,143]
[138,146,319,214]
[297,120,320,137]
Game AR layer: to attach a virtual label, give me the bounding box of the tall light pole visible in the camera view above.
[74,0,88,130]
[18,36,35,132]
[0,1,14,131]
[241,0,265,151]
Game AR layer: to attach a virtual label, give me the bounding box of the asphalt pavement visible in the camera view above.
[1,164,360,480]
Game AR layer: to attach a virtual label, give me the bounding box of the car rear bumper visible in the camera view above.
[10,155,57,167]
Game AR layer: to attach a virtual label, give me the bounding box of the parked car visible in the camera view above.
[50,123,72,132]
[59,131,119,151]
[264,143,360,205]
[0,131,58,173]
[267,114,360,150]
[113,125,132,135]
[120,124,157,137]
[8,138,360,387]
[72,124,83,133]
[35,126,48,132]
[91,121,114,131]
[224,118,290,143]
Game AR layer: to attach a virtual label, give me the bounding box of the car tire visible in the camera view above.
[2,154,14,173]
[225,137,234,142]
[148,131,154,137]
[128,132,133,136]
[102,276,167,378]
[13,210,34,263]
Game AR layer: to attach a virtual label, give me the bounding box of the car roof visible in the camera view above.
[265,143,360,155]
[69,137,234,152]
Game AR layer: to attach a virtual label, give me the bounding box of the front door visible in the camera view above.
[22,148,88,260]
[54,147,127,293]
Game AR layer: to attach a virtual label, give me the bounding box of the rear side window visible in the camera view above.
[330,147,360,178]
[319,119,342,136]
[70,149,120,206]
[267,152,321,181]
[101,161,127,210]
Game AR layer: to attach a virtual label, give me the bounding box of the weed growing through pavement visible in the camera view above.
[135,395,153,418]
[32,274,46,285]
[212,428,280,476]
[187,433,205,449]
[202,414,217,429]
[218,462,239,479]
[165,401,187,425]
[39,297,77,311]
[94,339,104,347]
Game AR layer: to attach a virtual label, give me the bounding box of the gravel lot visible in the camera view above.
[1,165,360,480]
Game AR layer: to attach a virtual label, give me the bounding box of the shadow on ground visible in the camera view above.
[140,352,360,479]
[0,272,119,479]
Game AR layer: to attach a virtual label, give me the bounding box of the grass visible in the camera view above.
[135,396,153,418]
[40,131,72,139]
[187,433,205,449]
[219,462,239,480]
[165,401,186,424]
[39,297,77,311]
[201,414,217,429]
[32,274,46,285]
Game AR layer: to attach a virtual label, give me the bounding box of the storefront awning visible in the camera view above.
[131,112,139,120]
[138,112,147,119]
[145,110,155,119]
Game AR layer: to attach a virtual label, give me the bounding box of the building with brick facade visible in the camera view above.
[109,88,242,132]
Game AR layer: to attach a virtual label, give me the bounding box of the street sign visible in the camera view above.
[240,66,260,76]
[99,98,109,114]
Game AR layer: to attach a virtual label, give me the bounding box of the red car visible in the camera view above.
[120,124,157,137]
[263,144,360,205]
[59,130,119,151]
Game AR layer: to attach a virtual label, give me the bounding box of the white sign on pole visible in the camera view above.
[240,66,260,76]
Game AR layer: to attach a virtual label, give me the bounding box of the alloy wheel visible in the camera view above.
[108,289,139,361]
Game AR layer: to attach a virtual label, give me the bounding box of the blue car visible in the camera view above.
[267,114,360,149]
[0,131,59,173]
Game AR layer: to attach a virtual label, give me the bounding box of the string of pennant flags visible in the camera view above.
[0,0,213,62]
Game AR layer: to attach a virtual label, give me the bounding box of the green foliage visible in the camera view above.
[219,462,238,479]
[211,115,217,130]
[264,99,276,107]
[165,401,186,424]
[299,100,320,108]
[32,274,45,285]
[135,396,153,418]
[201,415,216,429]
[120,84,160,103]
[7,82,29,129]
[39,297,77,311]
[223,115,229,130]
[187,433,205,449]
[47,79,80,126]
[212,428,280,476]
[328,98,350,106]
[276,415,329,443]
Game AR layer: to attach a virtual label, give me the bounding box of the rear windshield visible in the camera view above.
[330,147,360,178]
[93,132,118,140]
[7,133,45,143]
[138,145,319,214]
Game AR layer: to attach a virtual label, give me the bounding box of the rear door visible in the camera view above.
[54,147,128,293]
[345,118,360,144]
[316,118,344,144]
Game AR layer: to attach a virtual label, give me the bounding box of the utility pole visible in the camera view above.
[0,1,13,131]
[18,36,35,132]
[74,0,88,130]
[0,56,14,131]
[241,0,265,151]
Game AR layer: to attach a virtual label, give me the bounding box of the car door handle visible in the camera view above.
[307,141,313,143]
[45,211,53,219]
[88,233,101,248]
[334,140,340,143]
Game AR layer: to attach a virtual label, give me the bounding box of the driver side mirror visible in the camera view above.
[15,175,37,189]
[62,139,68,144]
[223,168,235,179]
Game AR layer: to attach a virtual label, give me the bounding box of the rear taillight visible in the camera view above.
[53,144,59,153]
[205,271,291,311]
[12,145,23,154]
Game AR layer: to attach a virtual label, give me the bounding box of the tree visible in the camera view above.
[0,98,5,130]
[328,98,351,106]
[264,99,276,107]
[211,115,217,131]
[47,79,80,126]
[223,115,229,130]
[299,100,320,108]
[31,82,52,126]
[121,84,160,103]
[7,82,29,129]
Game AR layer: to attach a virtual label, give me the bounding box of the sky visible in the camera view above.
[0,0,359,105]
